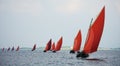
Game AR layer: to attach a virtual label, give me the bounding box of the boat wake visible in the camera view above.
[86,58,104,61]
[77,57,106,62]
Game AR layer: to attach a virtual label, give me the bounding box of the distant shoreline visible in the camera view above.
[1,46,120,51]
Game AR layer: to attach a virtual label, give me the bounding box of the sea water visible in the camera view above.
[0,49,120,66]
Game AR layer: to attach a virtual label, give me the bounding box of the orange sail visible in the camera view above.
[16,46,20,51]
[54,37,63,51]
[72,30,82,52]
[83,6,105,54]
[51,42,55,51]
[44,39,52,51]
[32,44,36,51]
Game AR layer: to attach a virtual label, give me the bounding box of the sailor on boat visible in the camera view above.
[70,50,80,54]
[76,51,89,58]
[70,50,75,53]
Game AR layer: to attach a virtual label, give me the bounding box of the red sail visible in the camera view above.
[7,47,10,51]
[32,44,36,51]
[83,28,94,53]
[51,42,55,51]
[44,39,52,51]
[16,46,20,51]
[11,46,14,51]
[83,6,105,54]
[2,48,4,52]
[54,37,63,51]
[72,30,82,51]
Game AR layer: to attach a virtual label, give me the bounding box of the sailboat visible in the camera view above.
[32,44,36,51]
[53,37,63,52]
[11,46,14,51]
[70,30,82,53]
[51,42,55,51]
[2,48,5,52]
[16,46,20,51]
[43,39,52,52]
[76,6,105,58]
[7,47,10,51]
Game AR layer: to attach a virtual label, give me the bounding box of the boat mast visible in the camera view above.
[84,18,93,47]
[89,18,93,27]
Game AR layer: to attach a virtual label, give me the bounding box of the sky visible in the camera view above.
[0,0,120,48]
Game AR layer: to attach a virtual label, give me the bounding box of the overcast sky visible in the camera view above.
[0,0,120,48]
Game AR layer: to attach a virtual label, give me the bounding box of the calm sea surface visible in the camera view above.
[0,49,120,66]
